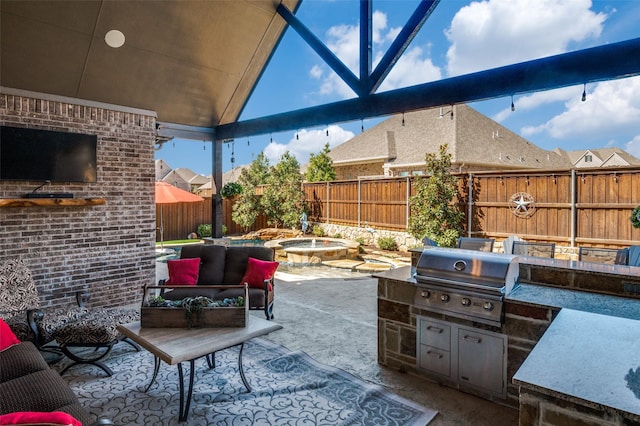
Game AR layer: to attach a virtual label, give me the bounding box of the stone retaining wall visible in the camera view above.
[312,222,582,259]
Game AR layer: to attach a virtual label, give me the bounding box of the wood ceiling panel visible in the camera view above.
[0,0,299,128]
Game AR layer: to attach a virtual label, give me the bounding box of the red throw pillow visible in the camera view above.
[240,257,278,291]
[166,258,200,286]
[0,318,20,351]
[0,411,81,426]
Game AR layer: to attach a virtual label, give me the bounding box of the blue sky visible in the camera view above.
[155,0,640,176]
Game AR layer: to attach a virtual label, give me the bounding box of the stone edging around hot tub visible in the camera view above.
[265,237,361,265]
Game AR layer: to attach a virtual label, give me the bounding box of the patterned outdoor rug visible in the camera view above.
[54,338,437,425]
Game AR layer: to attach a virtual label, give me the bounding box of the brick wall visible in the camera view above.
[0,92,156,309]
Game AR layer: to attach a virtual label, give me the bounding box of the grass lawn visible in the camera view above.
[156,239,203,247]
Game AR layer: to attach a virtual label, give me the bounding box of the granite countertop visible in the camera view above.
[508,283,640,321]
[519,255,640,278]
[513,308,640,420]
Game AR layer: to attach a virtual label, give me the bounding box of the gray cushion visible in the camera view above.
[162,287,223,301]
[216,287,267,309]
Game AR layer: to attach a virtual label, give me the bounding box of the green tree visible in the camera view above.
[408,144,464,247]
[231,153,270,231]
[305,142,336,182]
[261,151,304,228]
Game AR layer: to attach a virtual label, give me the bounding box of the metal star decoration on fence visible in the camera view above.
[509,192,536,218]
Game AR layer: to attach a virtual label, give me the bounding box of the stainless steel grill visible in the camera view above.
[413,248,519,327]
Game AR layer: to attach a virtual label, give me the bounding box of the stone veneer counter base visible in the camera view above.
[513,309,640,424]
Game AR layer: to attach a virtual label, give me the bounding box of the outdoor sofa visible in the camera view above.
[0,321,112,425]
[160,244,277,319]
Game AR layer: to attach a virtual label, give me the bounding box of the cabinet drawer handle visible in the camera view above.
[463,335,481,343]
[426,350,443,359]
[426,325,444,334]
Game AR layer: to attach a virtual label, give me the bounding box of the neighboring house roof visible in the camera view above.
[159,169,190,192]
[328,105,571,173]
[155,159,173,181]
[223,166,249,184]
[173,168,209,186]
[554,147,640,168]
[196,167,247,194]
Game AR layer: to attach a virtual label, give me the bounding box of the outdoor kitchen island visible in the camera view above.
[376,250,640,426]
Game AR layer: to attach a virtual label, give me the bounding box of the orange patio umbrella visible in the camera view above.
[155,181,204,247]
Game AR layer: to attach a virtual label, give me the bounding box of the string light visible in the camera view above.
[361,119,364,133]
[402,112,405,126]
[511,95,515,112]
[582,83,587,102]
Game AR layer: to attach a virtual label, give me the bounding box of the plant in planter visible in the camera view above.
[632,205,640,229]
[174,296,245,328]
[147,295,173,307]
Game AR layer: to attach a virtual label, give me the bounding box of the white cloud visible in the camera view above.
[445,0,607,76]
[312,10,442,98]
[263,125,355,166]
[523,77,640,142]
[377,46,442,92]
[625,135,640,158]
[309,65,323,79]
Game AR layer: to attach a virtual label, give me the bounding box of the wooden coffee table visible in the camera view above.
[117,318,282,422]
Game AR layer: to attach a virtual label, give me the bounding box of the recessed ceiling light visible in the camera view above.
[105,30,125,48]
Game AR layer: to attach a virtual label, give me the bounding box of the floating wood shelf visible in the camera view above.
[0,198,106,208]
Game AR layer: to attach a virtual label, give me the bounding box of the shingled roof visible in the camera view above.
[328,104,571,175]
[554,147,640,168]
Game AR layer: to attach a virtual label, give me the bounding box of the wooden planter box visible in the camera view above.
[140,285,248,328]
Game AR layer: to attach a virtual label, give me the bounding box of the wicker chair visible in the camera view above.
[0,258,139,375]
[512,241,556,258]
[457,237,495,252]
[578,247,629,265]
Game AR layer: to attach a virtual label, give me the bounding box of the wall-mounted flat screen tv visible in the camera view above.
[0,126,97,182]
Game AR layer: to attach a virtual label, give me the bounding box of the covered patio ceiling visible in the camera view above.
[0,0,300,132]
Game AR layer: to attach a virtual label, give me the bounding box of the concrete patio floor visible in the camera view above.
[258,266,520,426]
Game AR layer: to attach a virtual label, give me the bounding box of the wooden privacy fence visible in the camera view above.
[303,167,640,248]
[156,197,268,241]
[157,166,640,247]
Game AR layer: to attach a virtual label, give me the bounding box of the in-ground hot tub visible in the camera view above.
[264,237,360,265]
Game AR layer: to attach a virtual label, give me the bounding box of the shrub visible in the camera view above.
[377,236,397,251]
[311,225,325,237]
[220,182,243,198]
[355,237,365,246]
[197,224,212,238]
[333,233,343,239]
